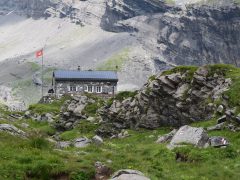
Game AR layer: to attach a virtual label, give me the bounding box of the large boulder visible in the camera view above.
[110,169,150,180]
[168,125,209,149]
[0,124,26,138]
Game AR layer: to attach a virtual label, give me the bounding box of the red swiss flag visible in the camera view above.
[36,49,43,58]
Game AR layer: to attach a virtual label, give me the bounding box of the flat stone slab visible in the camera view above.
[111,169,150,180]
[73,137,91,148]
[169,125,209,149]
[0,124,26,138]
[209,136,229,147]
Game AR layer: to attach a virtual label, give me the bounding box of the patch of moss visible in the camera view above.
[60,121,99,140]
[60,129,81,141]
[106,91,138,106]
[81,94,105,117]
[207,64,235,77]
[115,91,137,101]
[161,65,198,82]
[149,75,157,82]
[164,0,175,5]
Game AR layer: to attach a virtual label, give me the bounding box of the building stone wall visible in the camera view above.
[54,80,117,97]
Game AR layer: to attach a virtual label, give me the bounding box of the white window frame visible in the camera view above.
[87,85,94,93]
[69,85,77,92]
[96,86,102,93]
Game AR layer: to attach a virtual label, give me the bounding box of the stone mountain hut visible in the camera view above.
[52,70,118,97]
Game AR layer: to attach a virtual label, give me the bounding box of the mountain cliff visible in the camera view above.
[156,4,240,66]
[0,0,55,17]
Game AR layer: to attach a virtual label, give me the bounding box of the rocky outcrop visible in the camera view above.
[54,95,95,130]
[99,66,232,133]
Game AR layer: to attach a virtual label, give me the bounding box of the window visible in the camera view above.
[87,85,93,93]
[96,86,102,93]
[69,86,76,92]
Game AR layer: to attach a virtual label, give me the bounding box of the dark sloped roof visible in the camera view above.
[54,70,118,82]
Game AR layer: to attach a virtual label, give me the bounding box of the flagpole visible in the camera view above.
[41,49,44,99]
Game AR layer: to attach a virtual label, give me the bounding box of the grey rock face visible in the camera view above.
[0,0,57,18]
[101,1,240,68]
[101,0,168,32]
[157,5,240,66]
[0,124,26,138]
[110,169,150,180]
[169,125,209,148]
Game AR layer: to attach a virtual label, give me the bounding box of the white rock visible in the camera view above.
[87,116,95,122]
[217,105,224,113]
